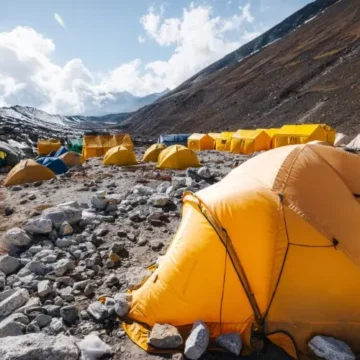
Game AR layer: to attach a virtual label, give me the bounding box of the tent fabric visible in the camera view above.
[103,146,137,166]
[334,133,350,147]
[264,129,309,149]
[157,145,201,169]
[142,144,166,162]
[36,157,68,175]
[215,132,235,151]
[0,141,22,166]
[4,159,55,186]
[231,130,271,154]
[60,152,85,167]
[280,124,335,145]
[158,134,191,147]
[82,134,133,160]
[187,134,214,151]
[68,138,83,154]
[37,139,61,156]
[126,143,360,357]
[54,146,68,158]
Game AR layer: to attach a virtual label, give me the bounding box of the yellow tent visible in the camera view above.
[60,152,85,167]
[37,139,61,155]
[231,130,271,154]
[124,143,360,358]
[264,129,309,149]
[187,134,214,151]
[215,132,235,151]
[103,145,137,166]
[157,145,201,169]
[142,144,166,162]
[82,134,133,160]
[281,124,331,143]
[4,159,55,186]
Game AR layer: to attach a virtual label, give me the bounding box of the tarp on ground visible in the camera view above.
[157,145,200,169]
[231,130,271,154]
[124,143,360,357]
[334,133,350,147]
[4,159,55,186]
[142,144,166,162]
[36,157,68,175]
[54,146,68,158]
[187,134,214,151]
[60,152,85,167]
[37,139,61,156]
[103,146,137,166]
[68,138,83,154]
[158,134,190,147]
[215,132,235,151]
[82,134,133,159]
[0,141,22,167]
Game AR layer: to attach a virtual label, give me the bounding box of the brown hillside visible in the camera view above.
[122,0,360,137]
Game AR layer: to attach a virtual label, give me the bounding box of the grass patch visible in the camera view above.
[314,48,342,60]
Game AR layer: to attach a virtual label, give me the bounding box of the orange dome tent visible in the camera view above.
[142,144,166,162]
[103,145,137,166]
[157,145,200,169]
[125,143,360,358]
[4,159,55,186]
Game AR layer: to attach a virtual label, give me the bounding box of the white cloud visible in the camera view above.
[54,13,66,28]
[138,35,145,43]
[0,3,260,115]
[241,30,261,42]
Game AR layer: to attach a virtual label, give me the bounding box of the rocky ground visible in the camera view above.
[0,147,256,360]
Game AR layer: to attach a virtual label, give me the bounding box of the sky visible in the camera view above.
[0,0,313,115]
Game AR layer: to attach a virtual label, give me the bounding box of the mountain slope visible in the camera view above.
[121,0,360,136]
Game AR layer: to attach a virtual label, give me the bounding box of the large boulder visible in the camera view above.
[0,255,20,275]
[3,227,32,250]
[0,313,28,338]
[0,333,79,359]
[42,202,82,228]
[78,333,112,360]
[23,217,52,234]
[308,335,355,360]
[0,288,30,318]
[184,321,210,360]
[216,333,242,356]
[148,323,183,349]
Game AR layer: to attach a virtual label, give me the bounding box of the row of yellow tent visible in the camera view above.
[103,144,200,170]
[187,124,336,154]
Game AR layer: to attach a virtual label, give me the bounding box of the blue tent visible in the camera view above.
[36,157,68,175]
[158,134,191,147]
[54,146,68,158]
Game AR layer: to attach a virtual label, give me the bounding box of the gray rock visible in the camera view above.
[127,267,152,290]
[151,240,164,251]
[308,335,355,360]
[35,314,52,327]
[0,272,5,290]
[0,333,79,359]
[56,238,76,248]
[43,305,61,317]
[84,283,95,297]
[132,185,155,196]
[53,259,74,276]
[184,320,210,359]
[166,185,176,196]
[27,321,41,333]
[11,185,23,191]
[96,190,106,199]
[0,313,28,337]
[73,279,91,290]
[59,221,74,236]
[54,297,64,306]
[216,333,242,356]
[197,166,212,179]
[37,280,52,297]
[91,195,109,210]
[114,293,132,317]
[60,305,78,325]
[94,227,108,237]
[28,194,36,200]
[78,333,112,359]
[42,203,82,228]
[14,297,41,314]
[0,288,30,318]
[57,287,74,302]
[128,210,142,221]
[46,317,64,334]
[18,260,46,276]
[157,182,171,194]
[105,274,119,286]
[148,323,183,349]
[3,227,32,249]
[23,217,52,234]
[147,208,164,221]
[111,242,124,253]
[0,255,20,275]
[87,301,108,321]
[149,195,170,207]
[172,176,187,189]
[29,245,42,254]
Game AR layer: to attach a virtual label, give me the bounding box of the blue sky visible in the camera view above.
[0,0,312,114]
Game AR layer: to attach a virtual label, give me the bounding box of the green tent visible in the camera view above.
[68,138,83,154]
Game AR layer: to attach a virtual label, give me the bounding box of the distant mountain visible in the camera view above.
[82,89,169,116]
[119,0,359,136]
